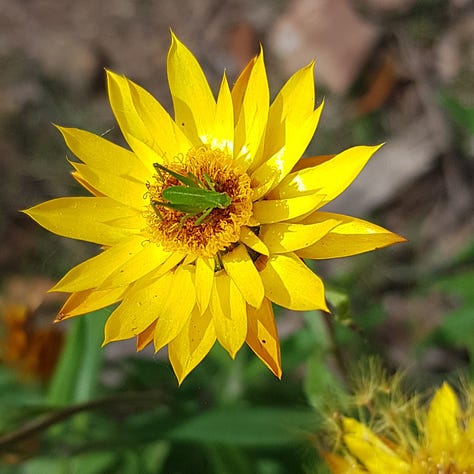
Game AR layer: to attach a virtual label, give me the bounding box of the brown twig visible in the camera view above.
[0,390,167,450]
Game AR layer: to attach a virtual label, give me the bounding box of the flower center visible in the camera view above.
[145,145,253,258]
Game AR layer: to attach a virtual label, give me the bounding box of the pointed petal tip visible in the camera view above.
[299,60,315,77]
[174,367,191,387]
[380,231,408,247]
[105,68,126,84]
[395,233,408,243]
[104,68,115,79]
[46,282,62,293]
[53,313,64,323]
[268,362,282,379]
[20,206,41,220]
[104,67,117,76]
[169,29,182,50]
[229,350,238,360]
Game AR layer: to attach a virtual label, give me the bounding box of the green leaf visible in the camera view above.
[65,451,118,474]
[437,269,474,302]
[73,310,109,403]
[304,350,345,410]
[432,269,474,370]
[21,457,65,474]
[205,445,256,474]
[47,318,84,406]
[439,93,474,134]
[168,407,317,447]
[47,309,109,406]
[438,306,474,349]
[325,287,352,325]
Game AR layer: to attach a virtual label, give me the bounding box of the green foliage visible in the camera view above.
[439,94,474,134]
[431,269,474,357]
[168,407,316,447]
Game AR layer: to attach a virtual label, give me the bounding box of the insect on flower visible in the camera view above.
[151,163,232,226]
[23,33,406,384]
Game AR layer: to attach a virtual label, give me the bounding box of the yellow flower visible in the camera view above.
[24,34,404,383]
[324,382,474,473]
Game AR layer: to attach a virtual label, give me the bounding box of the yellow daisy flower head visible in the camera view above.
[322,380,474,473]
[24,33,404,384]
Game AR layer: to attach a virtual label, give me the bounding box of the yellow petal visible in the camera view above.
[127,77,192,159]
[231,56,256,126]
[182,254,197,266]
[151,251,186,279]
[251,171,279,202]
[101,214,144,230]
[233,48,269,170]
[71,171,104,197]
[51,235,146,292]
[136,321,156,351]
[210,72,234,152]
[70,162,146,209]
[459,418,474,470]
[251,103,323,190]
[57,126,150,182]
[425,383,461,459]
[125,133,164,171]
[210,272,247,358]
[153,265,196,352]
[56,286,127,321]
[221,244,264,308]
[257,253,328,311]
[195,256,215,314]
[98,242,171,290]
[23,197,140,245]
[321,452,366,474]
[168,306,216,385]
[106,70,156,173]
[103,273,173,343]
[167,32,216,145]
[239,226,269,256]
[295,212,406,259]
[342,418,410,473]
[259,220,341,253]
[270,145,383,204]
[252,193,325,225]
[264,62,315,161]
[246,298,281,378]
[291,154,334,172]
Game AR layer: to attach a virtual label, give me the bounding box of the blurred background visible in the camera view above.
[1,0,473,472]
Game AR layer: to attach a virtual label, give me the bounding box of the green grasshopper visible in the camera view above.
[151,163,231,226]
